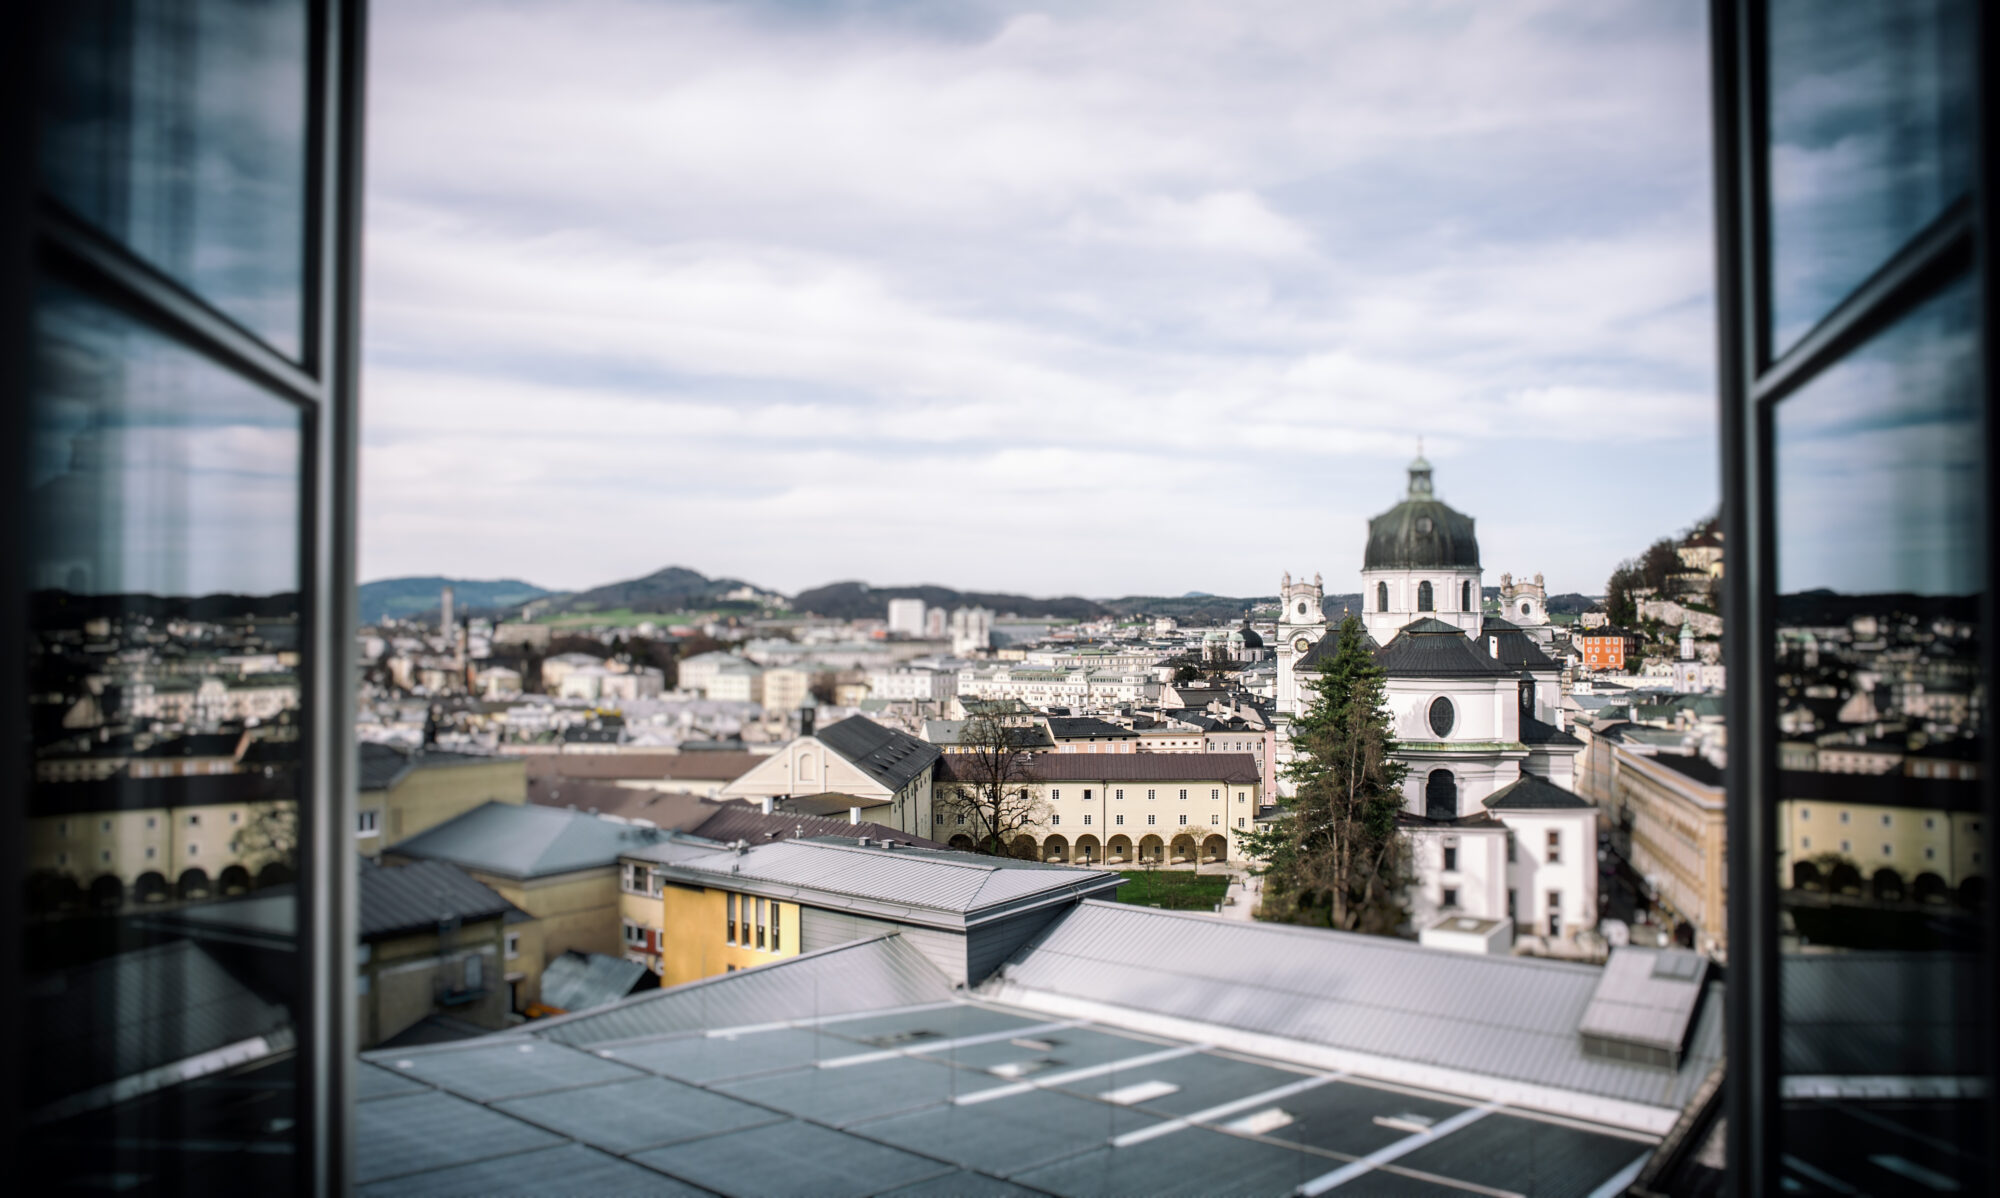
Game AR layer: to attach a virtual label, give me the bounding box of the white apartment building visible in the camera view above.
[887,598,927,637]
[865,666,957,703]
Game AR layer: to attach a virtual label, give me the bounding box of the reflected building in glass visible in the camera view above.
[4,2,364,1193]
[1712,0,1995,1194]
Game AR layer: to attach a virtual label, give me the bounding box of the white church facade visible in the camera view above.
[1274,455,1596,949]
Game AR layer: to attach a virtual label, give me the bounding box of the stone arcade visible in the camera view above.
[1274,455,1596,947]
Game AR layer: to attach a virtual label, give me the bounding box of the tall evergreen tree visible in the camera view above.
[1244,615,1411,933]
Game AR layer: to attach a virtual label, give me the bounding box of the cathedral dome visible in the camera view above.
[1237,625,1263,649]
[1362,455,1480,570]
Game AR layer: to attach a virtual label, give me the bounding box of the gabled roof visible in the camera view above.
[815,715,942,792]
[683,805,947,850]
[1483,773,1594,810]
[536,951,651,1014]
[646,836,1120,928]
[390,801,715,879]
[359,858,523,940]
[922,720,1054,750]
[1481,621,1559,670]
[1042,716,1137,740]
[1374,620,1514,678]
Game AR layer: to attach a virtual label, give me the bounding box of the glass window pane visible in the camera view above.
[39,0,311,357]
[1764,0,1974,355]
[1773,272,1987,1189]
[24,283,304,1186]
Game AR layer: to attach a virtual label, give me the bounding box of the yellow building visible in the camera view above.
[358,742,527,857]
[27,772,298,911]
[387,800,708,1013]
[628,834,1120,989]
[1608,747,1729,956]
[1778,771,1985,905]
[934,752,1263,865]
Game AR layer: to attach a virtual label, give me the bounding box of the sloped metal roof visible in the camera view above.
[530,935,953,1047]
[1578,948,1711,1053]
[985,901,1721,1112]
[537,951,650,1014]
[647,837,1119,927]
[1374,620,1517,678]
[815,716,942,792]
[360,858,523,940]
[390,801,712,879]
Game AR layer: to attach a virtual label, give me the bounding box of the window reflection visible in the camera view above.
[25,285,304,1188]
[1764,0,1974,355]
[1772,273,1987,1187]
[39,0,310,358]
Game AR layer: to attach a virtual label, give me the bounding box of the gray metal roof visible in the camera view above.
[529,935,954,1047]
[537,950,651,1014]
[983,901,1721,1114]
[1483,773,1595,810]
[360,741,516,792]
[359,858,522,940]
[357,967,1657,1196]
[1521,714,1585,746]
[1578,948,1711,1054]
[645,836,1122,928]
[390,800,712,879]
[816,715,942,792]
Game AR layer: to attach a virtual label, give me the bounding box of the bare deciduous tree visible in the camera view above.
[942,713,1048,856]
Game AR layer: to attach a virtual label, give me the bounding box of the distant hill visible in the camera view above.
[793,581,1107,622]
[545,565,772,616]
[358,577,554,624]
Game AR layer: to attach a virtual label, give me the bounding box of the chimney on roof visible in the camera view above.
[760,796,773,815]
[849,806,861,825]
[858,835,872,846]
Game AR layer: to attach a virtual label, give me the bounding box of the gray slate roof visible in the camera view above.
[360,858,522,940]
[1522,715,1585,746]
[1375,619,1515,678]
[537,951,651,1014]
[530,934,952,1047]
[1484,773,1594,810]
[816,715,942,792]
[391,801,716,879]
[985,901,1721,1114]
[646,836,1121,928]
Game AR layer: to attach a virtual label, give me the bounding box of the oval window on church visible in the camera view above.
[1297,601,1308,615]
[1416,516,1434,534]
[1428,697,1455,738]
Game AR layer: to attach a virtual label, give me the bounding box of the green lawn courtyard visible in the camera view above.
[1113,870,1231,910]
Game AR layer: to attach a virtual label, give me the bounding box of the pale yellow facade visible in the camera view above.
[360,757,526,859]
[934,776,1259,864]
[31,798,292,902]
[657,883,801,988]
[358,918,510,1048]
[1612,750,1729,954]
[455,867,620,1012]
[1782,799,1985,889]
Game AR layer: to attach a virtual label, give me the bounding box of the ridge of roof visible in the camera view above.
[1483,773,1594,810]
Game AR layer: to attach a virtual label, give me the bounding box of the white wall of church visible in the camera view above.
[1362,566,1484,644]
[1385,676,1512,746]
[1502,809,1598,940]
[1408,827,1509,927]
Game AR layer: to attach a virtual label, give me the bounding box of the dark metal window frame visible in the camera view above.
[0,2,366,1191]
[1710,2,1999,1193]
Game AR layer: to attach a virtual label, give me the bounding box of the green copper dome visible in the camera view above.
[1363,457,1480,570]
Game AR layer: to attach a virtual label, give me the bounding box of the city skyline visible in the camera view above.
[361,0,1718,597]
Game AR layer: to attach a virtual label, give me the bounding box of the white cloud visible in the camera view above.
[361,0,1718,596]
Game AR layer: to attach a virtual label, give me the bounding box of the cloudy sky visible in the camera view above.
[361,0,1717,600]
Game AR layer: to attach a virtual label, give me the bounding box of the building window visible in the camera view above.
[1442,887,1458,908]
[1116,814,1124,826]
[187,814,200,827]
[1083,814,1092,825]
[1802,837,1811,850]
[101,850,111,864]
[755,898,767,950]
[358,810,378,835]
[1462,580,1473,611]
[1508,890,1518,920]
[1051,814,1060,826]
[1377,581,1389,611]
[726,893,737,944]
[1547,892,1562,937]
[1425,770,1458,821]
[1418,580,1434,611]
[1237,792,1246,802]
[1147,814,1156,826]
[1506,835,1517,863]
[1209,814,1219,825]
[1178,814,1188,826]
[1178,789,1187,800]
[1840,841,1851,854]
[1210,788,1218,800]
[1443,846,1458,872]
[1800,807,1810,820]
[188,844,198,857]
[101,819,111,833]
[57,820,69,838]
[1926,847,1936,860]
[956,812,966,825]
[146,817,156,830]
[1881,814,1892,827]
[1051,789,1060,801]
[771,903,781,953]
[1882,844,1892,857]
[1147,789,1155,800]
[1925,817,1936,829]
[1545,830,1560,864]
[1839,811,1850,824]
[145,847,156,861]
[229,811,239,824]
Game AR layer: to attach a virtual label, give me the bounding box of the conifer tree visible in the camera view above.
[1244,615,1411,932]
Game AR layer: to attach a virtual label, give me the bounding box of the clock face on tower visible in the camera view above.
[1293,637,1310,654]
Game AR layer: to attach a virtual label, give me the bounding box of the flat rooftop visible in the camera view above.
[358,947,1658,1196]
